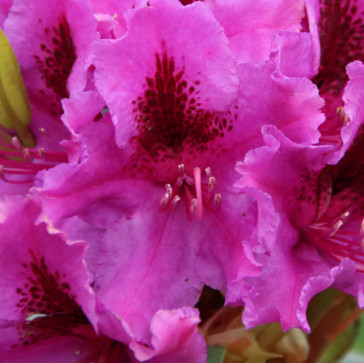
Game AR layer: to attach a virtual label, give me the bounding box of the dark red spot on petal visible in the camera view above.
[14,250,88,347]
[34,16,77,109]
[130,52,234,174]
[179,0,201,5]
[313,0,364,96]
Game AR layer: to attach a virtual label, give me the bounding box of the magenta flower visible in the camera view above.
[35,0,325,340]
[0,0,99,194]
[0,196,206,362]
[234,61,364,331]
[3,0,98,150]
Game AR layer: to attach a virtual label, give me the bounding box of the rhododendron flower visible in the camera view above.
[1,0,363,360]
[0,0,98,193]
[3,0,98,150]
[35,0,326,340]
[234,61,364,332]
[0,197,207,362]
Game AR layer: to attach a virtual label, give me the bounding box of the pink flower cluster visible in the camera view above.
[0,0,363,361]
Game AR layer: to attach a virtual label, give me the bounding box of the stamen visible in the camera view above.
[0,135,67,184]
[160,192,171,208]
[158,164,221,220]
[336,106,350,124]
[178,163,185,175]
[171,195,181,207]
[307,212,364,273]
[165,183,173,196]
[12,137,22,150]
[329,220,344,236]
[214,193,222,206]
[193,167,203,220]
[190,198,198,216]
[208,176,216,194]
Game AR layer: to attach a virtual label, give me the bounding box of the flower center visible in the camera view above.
[306,206,364,272]
[159,164,221,221]
[303,125,364,271]
[126,51,237,218]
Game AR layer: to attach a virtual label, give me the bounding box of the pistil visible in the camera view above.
[193,167,203,220]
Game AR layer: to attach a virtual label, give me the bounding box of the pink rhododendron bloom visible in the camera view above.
[3,0,98,150]
[2,0,363,359]
[0,0,98,193]
[234,61,364,332]
[0,197,206,362]
[34,0,326,340]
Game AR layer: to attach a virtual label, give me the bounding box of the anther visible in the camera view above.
[336,106,350,124]
[208,176,216,193]
[205,167,211,178]
[190,198,198,215]
[165,183,173,196]
[23,148,30,160]
[160,193,172,208]
[12,137,22,150]
[342,211,350,219]
[39,128,48,135]
[171,195,181,207]
[178,163,185,175]
[329,220,344,236]
[38,148,45,158]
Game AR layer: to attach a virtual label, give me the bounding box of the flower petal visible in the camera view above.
[130,307,207,363]
[91,0,238,147]
[204,0,305,63]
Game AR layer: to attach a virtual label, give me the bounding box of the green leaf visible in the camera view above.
[353,313,364,353]
[0,28,34,147]
[207,346,226,363]
[317,318,358,363]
